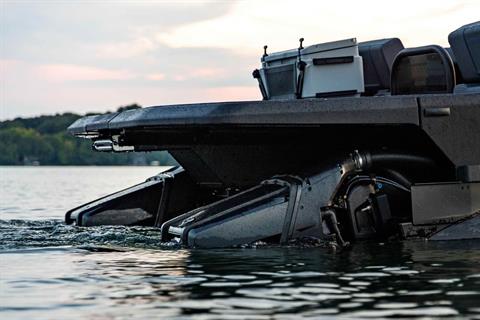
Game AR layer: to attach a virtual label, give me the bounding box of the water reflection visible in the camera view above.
[1,217,480,319]
[1,166,477,319]
[7,241,470,319]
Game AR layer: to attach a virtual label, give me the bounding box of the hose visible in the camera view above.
[355,151,437,171]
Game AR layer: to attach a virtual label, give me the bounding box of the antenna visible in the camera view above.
[263,45,268,58]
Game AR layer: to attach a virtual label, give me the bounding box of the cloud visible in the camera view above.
[1,0,235,63]
[2,0,479,120]
[173,67,227,82]
[35,64,136,82]
[96,37,158,60]
[155,0,479,50]
[0,55,260,119]
[204,86,260,102]
[1,83,262,120]
[145,73,166,81]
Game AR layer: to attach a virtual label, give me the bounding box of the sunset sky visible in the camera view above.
[1,0,479,119]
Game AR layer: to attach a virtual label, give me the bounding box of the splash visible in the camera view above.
[0,219,179,250]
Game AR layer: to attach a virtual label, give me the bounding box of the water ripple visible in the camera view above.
[1,221,480,319]
[0,219,175,250]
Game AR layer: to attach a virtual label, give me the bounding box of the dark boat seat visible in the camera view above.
[359,38,404,96]
[390,45,456,95]
[448,21,480,93]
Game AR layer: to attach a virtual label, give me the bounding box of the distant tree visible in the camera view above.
[0,106,178,166]
[0,113,81,135]
[116,103,142,113]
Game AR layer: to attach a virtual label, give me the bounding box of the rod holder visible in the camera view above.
[299,37,304,50]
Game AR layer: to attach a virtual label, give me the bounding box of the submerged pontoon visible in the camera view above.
[66,22,480,248]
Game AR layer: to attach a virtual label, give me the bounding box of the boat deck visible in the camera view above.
[68,95,430,135]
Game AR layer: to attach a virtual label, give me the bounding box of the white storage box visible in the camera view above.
[257,38,364,100]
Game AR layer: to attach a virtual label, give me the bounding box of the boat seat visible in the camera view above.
[448,21,480,93]
[390,45,455,95]
[359,38,404,96]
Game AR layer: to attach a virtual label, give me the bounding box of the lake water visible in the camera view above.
[1,166,480,319]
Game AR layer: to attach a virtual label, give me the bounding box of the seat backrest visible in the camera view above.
[359,38,404,95]
[390,45,456,95]
[448,21,480,84]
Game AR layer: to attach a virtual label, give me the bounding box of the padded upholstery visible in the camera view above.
[454,83,480,94]
[448,21,480,84]
[359,38,404,95]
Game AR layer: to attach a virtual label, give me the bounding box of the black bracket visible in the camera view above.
[296,61,306,99]
[252,69,268,100]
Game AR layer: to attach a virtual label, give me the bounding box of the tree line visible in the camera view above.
[0,105,177,166]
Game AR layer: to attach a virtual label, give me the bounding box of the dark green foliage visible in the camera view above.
[116,103,142,113]
[0,112,177,166]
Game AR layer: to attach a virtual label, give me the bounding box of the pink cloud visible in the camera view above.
[1,59,261,119]
[34,64,135,82]
[95,37,156,59]
[204,85,260,102]
[189,67,225,78]
[173,67,226,81]
[0,59,24,76]
[146,73,166,81]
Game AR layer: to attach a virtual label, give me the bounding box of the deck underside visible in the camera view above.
[69,93,480,188]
